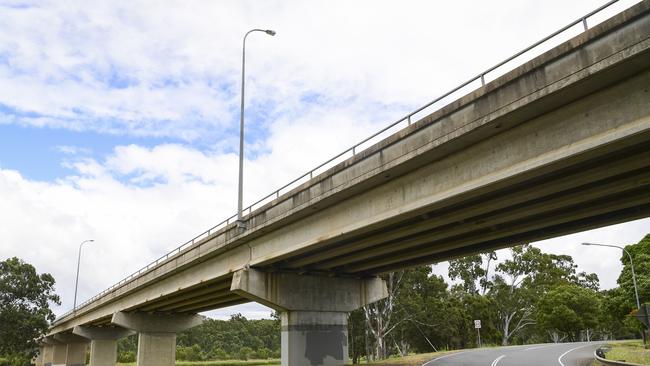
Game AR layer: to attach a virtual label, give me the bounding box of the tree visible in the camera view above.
[536,284,601,342]
[448,252,497,295]
[0,257,60,365]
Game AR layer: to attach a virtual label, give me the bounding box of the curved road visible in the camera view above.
[424,342,603,366]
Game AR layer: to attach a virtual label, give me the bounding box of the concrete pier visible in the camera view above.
[40,342,54,366]
[73,326,134,366]
[111,311,203,366]
[231,268,387,366]
[52,334,89,366]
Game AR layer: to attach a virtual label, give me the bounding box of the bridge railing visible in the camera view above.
[54,0,629,322]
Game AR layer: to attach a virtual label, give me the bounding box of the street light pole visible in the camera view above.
[74,239,94,311]
[582,242,645,345]
[582,242,641,309]
[237,28,276,228]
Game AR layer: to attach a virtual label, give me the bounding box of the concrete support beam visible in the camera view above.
[111,312,204,366]
[73,326,135,366]
[231,268,387,366]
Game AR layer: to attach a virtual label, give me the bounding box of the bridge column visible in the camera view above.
[231,268,387,366]
[73,326,135,366]
[39,339,56,366]
[53,334,89,366]
[111,311,204,366]
[51,343,67,366]
[34,344,45,366]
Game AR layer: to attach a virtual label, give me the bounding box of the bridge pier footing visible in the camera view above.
[111,311,204,366]
[231,268,387,366]
[73,325,134,366]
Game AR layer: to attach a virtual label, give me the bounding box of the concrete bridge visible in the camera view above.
[38,1,650,365]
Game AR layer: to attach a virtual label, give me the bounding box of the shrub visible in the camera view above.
[237,346,253,361]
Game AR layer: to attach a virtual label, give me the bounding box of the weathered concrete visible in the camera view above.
[232,268,387,366]
[51,334,88,366]
[111,312,204,366]
[64,343,87,366]
[136,332,176,366]
[111,312,203,333]
[51,343,67,366]
[41,344,54,366]
[73,326,134,366]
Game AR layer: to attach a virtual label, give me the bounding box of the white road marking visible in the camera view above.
[558,344,594,366]
[491,354,506,366]
[525,343,562,351]
[422,351,467,365]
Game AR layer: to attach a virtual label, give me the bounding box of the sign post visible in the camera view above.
[633,304,650,348]
[474,320,482,348]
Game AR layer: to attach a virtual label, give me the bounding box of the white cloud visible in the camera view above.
[0,0,641,139]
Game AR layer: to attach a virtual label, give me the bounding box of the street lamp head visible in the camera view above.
[265,29,276,36]
[581,242,592,246]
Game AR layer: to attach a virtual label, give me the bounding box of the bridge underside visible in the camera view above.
[87,66,650,318]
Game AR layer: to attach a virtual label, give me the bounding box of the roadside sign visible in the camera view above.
[474,320,481,329]
[634,304,650,327]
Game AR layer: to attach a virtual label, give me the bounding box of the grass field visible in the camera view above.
[600,340,650,365]
[114,351,460,366]
[118,360,279,366]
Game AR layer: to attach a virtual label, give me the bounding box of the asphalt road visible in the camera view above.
[424,342,603,366]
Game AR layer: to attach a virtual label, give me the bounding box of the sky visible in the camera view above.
[0,0,648,320]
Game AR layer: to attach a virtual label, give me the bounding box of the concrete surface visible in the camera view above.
[232,268,388,365]
[73,326,134,366]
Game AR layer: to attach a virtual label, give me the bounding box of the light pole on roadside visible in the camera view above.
[582,242,645,346]
[237,28,276,228]
[582,242,641,309]
[73,239,94,311]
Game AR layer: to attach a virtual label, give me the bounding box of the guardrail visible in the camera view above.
[54,0,628,322]
[595,347,645,366]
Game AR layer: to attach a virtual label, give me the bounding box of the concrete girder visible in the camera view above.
[166,293,244,313]
[347,187,650,273]
[137,281,231,312]
[156,290,235,312]
[231,268,387,366]
[319,168,650,271]
[188,298,250,314]
[287,147,650,269]
[376,203,650,274]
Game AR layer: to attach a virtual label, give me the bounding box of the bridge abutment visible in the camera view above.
[111,311,203,366]
[73,325,134,366]
[231,268,387,366]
